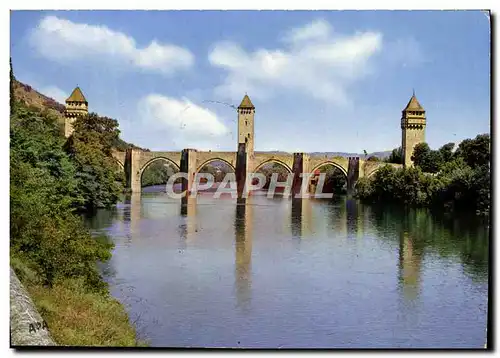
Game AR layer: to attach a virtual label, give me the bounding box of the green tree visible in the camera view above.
[454,134,490,168]
[142,160,175,187]
[356,135,490,217]
[65,113,123,210]
[319,165,347,194]
[412,142,442,173]
[10,102,112,289]
[438,142,455,163]
[386,147,403,164]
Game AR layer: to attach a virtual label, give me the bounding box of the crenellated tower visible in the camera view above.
[237,94,255,155]
[64,86,88,137]
[401,91,426,167]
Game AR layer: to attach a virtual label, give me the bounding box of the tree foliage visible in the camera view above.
[141,160,177,187]
[385,146,403,164]
[411,143,442,173]
[64,113,124,211]
[10,102,114,289]
[356,134,490,216]
[258,163,290,189]
[454,134,490,168]
[317,165,347,193]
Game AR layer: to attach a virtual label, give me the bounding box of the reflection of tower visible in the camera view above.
[356,202,364,239]
[346,198,358,238]
[338,197,347,237]
[64,86,88,138]
[180,196,197,243]
[290,198,313,239]
[302,199,312,237]
[128,192,142,240]
[398,232,423,301]
[234,198,253,310]
[291,198,303,239]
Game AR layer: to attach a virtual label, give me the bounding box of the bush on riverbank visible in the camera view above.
[355,134,490,217]
[10,64,141,345]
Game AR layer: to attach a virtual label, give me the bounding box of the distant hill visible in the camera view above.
[256,150,392,159]
[13,79,147,152]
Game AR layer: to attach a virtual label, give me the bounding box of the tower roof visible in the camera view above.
[66,87,87,103]
[238,94,254,109]
[403,93,424,111]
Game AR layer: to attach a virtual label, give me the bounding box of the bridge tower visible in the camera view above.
[401,91,426,167]
[237,94,255,156]
[64,86,88,138]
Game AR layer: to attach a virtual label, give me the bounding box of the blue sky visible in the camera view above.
[10,10,490,153]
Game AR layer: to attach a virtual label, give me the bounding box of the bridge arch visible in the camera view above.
[310,161,348,179]
[139,157,181,181]
[196,158,236,174]
[253,159,293,174]
[112,157,125,170]
[366,165,388,178]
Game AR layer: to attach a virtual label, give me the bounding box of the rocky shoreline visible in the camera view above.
[10,268,56,347]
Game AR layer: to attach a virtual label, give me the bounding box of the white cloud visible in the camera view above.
[30,16,194,75]
[385,37,427,68]
[136,94,231,150]
[209,19,383,105]
[39,85,67,103]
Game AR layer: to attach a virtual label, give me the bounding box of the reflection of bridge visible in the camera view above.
[110,94,405,194]
[123,192,422,310]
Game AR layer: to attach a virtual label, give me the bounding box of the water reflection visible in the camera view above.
[87,193,489,348]
[368,204,489,282]
[290,198,313,239]
[398,231,423,302]
[234,198,253,310]
[124,192,142,237]
[179,196,197,246]
[346,198,365,239]
[326,197,347,237]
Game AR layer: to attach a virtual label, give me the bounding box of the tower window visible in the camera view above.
[245,120,248,126]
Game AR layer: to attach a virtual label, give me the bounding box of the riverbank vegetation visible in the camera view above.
[356,134,490,217]
[10,65,143,346]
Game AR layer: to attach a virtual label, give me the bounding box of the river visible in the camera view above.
[86,186,489,348]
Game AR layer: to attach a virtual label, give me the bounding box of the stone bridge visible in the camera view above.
[112,148,401,195]
[71,91,416,197]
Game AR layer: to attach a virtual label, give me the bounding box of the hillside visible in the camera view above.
[260,150,392,159]
[13,79,147,152]
[13,80,66,120]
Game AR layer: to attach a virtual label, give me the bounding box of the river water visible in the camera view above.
[87,187,489,348]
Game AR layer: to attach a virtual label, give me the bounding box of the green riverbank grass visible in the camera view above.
[11,257,146,347]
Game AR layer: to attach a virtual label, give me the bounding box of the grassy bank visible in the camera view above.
[12,257,145,347]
